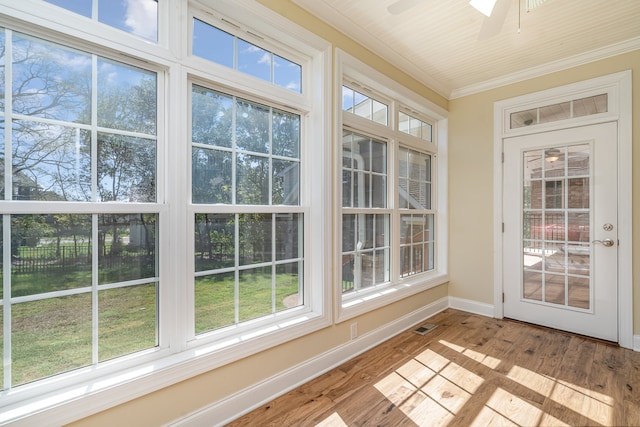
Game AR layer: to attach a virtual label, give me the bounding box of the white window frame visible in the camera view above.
[492,71,633,349]
[334,49,448,323]
[0,0,331,425]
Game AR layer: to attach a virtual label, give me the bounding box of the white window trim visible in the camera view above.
[334,49,449,323]
[492,70,633,349]
[0,0,332,425]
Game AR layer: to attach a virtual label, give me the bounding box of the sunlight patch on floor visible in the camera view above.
[374,345,484,426]
[507,365,556,396]
[315,412,348,427]
[550,379,612,425]
[485,387,545,425]
[440,339,501,369]
[371,337,614,427]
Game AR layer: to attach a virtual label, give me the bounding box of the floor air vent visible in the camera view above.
[413,323,438,335]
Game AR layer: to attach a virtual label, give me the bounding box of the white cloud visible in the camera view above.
[124,0,158,42]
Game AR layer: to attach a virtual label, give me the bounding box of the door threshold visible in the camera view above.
[503,317,619,347]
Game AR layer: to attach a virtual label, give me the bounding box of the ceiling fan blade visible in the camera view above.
[477,0,511,40]
[387,0,423,15]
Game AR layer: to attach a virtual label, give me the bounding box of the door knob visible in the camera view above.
[592,238,615,247]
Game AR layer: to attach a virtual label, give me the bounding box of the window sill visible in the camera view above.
[336,272,449,323]
[0,311,330,426]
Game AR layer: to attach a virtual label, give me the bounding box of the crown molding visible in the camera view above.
[449,36,640,99]
[292,1,640,102]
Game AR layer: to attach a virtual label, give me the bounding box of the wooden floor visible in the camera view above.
[227,309,640,426]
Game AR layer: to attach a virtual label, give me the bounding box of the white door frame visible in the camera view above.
[493,71,633,348]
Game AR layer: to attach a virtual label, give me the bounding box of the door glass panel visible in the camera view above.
[522,144,592,310]
[567,144,589,176]
[544,273,565,305]
[568,276,590,309]
[523,269,542,301]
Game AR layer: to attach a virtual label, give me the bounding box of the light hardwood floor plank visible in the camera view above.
[226,309,640,426]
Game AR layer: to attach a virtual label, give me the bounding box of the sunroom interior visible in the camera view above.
[0,0,639,425]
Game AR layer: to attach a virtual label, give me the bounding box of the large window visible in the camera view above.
[0,28,159,391]
[337,51,447,320]
[399,147,434,277]
[191,86,304,335]
[341,131,390,293]
[0,1,329,424]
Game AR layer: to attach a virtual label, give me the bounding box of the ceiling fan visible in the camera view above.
[387,0,548,39]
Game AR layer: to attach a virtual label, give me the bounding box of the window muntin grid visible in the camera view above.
[192,19,302,94]
[399,111,433,142]
[510,94,608,129]
[522,144,592,310]
[44,0,159,42]
[191,84,304,335]
[342,85,388,126]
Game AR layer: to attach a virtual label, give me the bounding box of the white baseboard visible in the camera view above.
[448,296,494,317]
[633,335,640,352]
[169,296,449,427]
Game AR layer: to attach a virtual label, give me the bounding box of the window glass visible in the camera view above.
[192,82,304,336]
[398,148,431,210]
[342,131,387,209]
[45,0,158,42]
[341,130,390,293]
[192,19,302,93]
[44,0,92,18]
[0,30,4,114]
[97,214,157,284]
[97,133,156,202]
[400,213,434,277]
[97,59,157,135]
[510,94,608,129]
[12,34,91,123]
[192,87,233,148]
[399,111,432,142]
[342,86,388,125]
[191,85,300,206]
[8,212,158,385]
[98,0,158,42]
[238,39,272,82]
[274,54,302,93]
[12,293,92,386]
[192,19,234,69]
[4,31,157,203]
[399,147,433,277]
[194,213,303,334]
[341,213,390,293]
[0,25,160,393]
[12,122,92,201]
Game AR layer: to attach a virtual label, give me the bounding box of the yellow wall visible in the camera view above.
[70,0,639,424]
[448,50,640,324]
[70,1,450,426]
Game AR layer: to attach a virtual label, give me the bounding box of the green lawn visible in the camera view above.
[195,270,300,334]
[4,268,299,388]
[9,284,157,387]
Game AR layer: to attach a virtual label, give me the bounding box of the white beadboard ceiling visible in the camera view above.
[291,0,640,99]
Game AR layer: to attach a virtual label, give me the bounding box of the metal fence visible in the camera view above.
[11,245,154,274]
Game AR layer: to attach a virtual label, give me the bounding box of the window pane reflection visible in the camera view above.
[46,0,158,42]
[12,294,92,386]
[97,214,157,284]
[11,214,92,297]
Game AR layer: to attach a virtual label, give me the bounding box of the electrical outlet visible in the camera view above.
[350,323,358,340]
